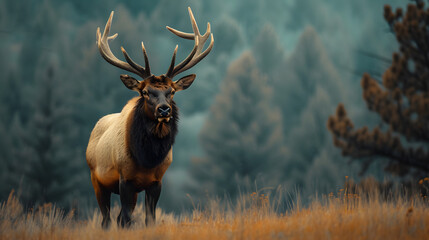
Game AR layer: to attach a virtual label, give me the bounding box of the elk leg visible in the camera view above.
[91,172,111,229]
[117,178,137,228]
[145,181,161,226]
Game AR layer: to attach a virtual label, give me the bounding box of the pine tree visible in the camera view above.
[272,27,346,134]
[287,84,355,193]
[15,66,81,207]
[189,51,287,199]
[328,1,429,176]
[252,24,285,77]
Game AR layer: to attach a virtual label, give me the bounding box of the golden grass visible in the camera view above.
[1,187,429,240]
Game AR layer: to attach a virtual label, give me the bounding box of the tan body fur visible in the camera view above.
[86,97,172,193]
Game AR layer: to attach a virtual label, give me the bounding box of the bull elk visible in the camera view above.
[86,7,213,228]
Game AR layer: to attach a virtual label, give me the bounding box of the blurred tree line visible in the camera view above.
[189,26,349,199]
[0,0,408,212]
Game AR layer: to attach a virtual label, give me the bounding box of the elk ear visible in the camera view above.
[120,74,140,91]
[174,74,196,91]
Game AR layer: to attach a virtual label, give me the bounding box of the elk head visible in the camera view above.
[96,7,214,123]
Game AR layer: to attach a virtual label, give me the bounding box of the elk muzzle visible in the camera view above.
[156,104,172,122]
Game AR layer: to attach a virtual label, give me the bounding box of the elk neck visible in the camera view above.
[126,97,178,168]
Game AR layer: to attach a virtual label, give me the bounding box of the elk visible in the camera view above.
[86,7,213,228]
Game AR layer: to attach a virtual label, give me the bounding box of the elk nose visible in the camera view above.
[157,105,171,117]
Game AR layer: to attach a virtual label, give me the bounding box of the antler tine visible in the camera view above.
[97,11,151,79]
[165,7,214,78]
[141,42,151,76]
[189,7,200,38]
[166,26,194,40]
[121,47,145,74]
[121,43,151,78]
[166,45,178,77]
[165,38,199,78]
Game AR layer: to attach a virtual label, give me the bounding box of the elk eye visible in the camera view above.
[167,90,175,98]
[142,90,148,95]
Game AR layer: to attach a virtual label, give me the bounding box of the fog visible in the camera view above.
[0,0,405,212]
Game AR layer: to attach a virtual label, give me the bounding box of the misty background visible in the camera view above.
[0,0,406,213]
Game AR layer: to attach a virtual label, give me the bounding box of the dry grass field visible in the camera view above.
[1,182,429,240]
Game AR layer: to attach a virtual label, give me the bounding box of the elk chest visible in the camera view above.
[122,149,173,191]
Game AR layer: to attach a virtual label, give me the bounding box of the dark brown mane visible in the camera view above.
[126,97,179,168]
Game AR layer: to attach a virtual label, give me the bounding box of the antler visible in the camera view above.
[165,7,214,78]
[96,11,151,79]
